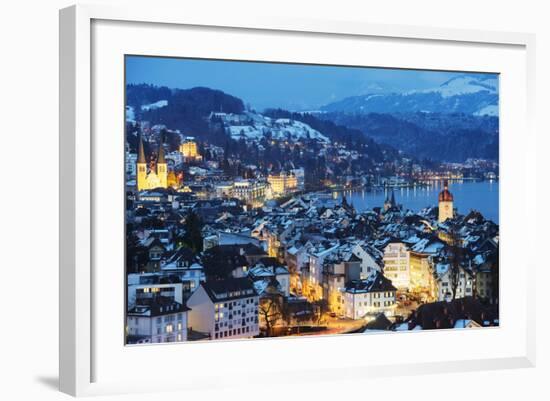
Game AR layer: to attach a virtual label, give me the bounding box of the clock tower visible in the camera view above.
[438,180,454,223]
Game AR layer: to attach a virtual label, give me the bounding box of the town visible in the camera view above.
[125,113,499,344]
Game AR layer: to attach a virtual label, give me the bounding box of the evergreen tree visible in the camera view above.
[183,210,203,252]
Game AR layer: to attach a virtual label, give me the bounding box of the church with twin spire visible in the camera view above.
[136,136,168,191]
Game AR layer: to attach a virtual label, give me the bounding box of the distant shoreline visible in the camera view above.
[325,178,499,194]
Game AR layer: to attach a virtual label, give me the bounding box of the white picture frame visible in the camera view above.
[59,4,536,397]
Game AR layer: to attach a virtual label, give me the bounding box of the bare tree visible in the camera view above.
[259,294,282,336]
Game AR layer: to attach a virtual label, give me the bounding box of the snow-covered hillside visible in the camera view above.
[214,112,330,144]
[141,100,168,111]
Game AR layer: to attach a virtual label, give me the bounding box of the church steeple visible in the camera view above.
[138,135,146,164]
[136,135,148,191]
[157,139,166,164]
[156,136,167,188]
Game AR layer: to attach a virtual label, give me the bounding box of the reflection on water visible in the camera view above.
[334,180,499,224]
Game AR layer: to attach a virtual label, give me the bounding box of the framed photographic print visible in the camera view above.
[59,4,536,397]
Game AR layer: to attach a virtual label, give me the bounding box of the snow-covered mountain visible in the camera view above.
[214,111,330,144]
[417,75,498,98]
[318,75,499,162]
[321,75,499,116]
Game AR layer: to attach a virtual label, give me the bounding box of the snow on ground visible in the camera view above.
[141,100,168,111]
[125,105,135,122]
[220,112,330,144]
[228,125,264,140]
[474,105,499,116]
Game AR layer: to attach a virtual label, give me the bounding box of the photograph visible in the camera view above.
[2,0,545,399]
[124,55,500,344]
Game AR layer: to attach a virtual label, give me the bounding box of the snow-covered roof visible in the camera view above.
[473,254,485,265]
[436,263,450,276]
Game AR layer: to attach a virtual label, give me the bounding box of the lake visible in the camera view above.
[334,180,499,224]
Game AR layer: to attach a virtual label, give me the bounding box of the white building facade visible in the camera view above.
[343,272,398,320]
[187,278,260,340]
[382,242,410,290]
[127,298,189,344]
[435,263,474,301]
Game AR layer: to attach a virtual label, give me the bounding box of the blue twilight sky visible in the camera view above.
[126,55,494,111]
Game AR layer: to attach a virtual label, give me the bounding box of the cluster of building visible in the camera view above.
[129,133,304,206]
[126,150,500,344]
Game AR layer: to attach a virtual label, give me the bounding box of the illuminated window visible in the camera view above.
[165,324,173,333]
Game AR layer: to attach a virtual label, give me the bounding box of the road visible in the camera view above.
[285,314,367,337]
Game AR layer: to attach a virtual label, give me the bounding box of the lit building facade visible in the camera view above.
[267,172,298,197]
[232,179,268,204]
[179,137,202,161]
[382,242,410,290]
[408,251,437,301]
